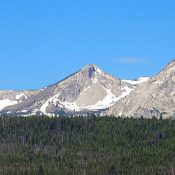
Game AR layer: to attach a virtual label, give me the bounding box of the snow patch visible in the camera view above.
[59,101,79,111]
[40,100,49,114]
[85,88,117,110]
[120,85,134,99]
[40,94,60,115]
[154,80,164,85]
[92,77,98,84]
[16,93,27,100]
[79,86,91,96]
[118,112,122,116]
[39,83,134,114]
[96,84,134,108]
[96,67,103,75]
[40,87,47,91]
[58,84,134,111]
[123,77,149,85]
[20,110,28,113]
[0,99,18,111]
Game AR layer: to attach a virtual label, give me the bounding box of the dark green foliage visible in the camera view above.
[0,115,175,174]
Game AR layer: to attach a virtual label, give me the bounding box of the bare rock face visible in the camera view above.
[1,60,175,118]
[106,60,175,119]
[2,64,134,116]
[0,90,38,111]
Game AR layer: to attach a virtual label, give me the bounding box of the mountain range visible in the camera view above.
[0,60,175,118]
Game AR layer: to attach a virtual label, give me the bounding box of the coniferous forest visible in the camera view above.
[0,115,175,175]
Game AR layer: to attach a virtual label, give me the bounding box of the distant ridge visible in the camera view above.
[1,60,175,118]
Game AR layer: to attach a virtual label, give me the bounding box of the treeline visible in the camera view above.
[0,115,175,175]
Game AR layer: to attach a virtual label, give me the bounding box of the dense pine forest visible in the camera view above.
[0,115,175,175]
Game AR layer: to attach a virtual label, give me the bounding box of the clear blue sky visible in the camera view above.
[0,0,175,90]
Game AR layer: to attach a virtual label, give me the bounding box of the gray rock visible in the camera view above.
[106,60,175,119]
[2,60,174,118]
[1,64,133,116]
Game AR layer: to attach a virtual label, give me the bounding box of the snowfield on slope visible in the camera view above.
[123,77,149,85]
[0,99,18,111]
[39,83,134,114]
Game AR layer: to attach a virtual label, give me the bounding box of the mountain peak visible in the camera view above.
[1,60,175,118]
[167,59,175,67]
[82,64,98,70]
[80,64,103,79]
[161,59,175,75]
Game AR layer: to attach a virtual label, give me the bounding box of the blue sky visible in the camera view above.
[0,0,175,90]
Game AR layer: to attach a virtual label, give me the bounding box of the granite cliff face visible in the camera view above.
[1,64,134,116]
[1,60,175,118]
[106,60,175,118]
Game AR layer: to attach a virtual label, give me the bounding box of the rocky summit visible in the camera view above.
[0,64,135,116]
[106,60,175,119]
[0,60,175,118]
